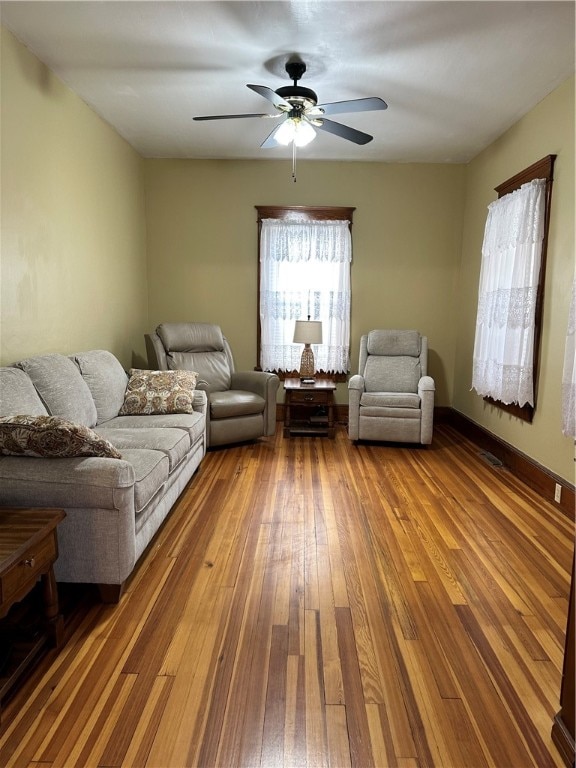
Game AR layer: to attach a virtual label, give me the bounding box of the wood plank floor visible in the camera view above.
[0,424,573,768]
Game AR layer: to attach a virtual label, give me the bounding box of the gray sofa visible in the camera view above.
[0,350,207,602]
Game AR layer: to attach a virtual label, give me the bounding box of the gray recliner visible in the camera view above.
[348,330,435,444]
[145,323,280,448]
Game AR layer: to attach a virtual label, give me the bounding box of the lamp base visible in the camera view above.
[299,344,315,378]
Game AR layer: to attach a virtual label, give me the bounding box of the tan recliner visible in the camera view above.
[348,329,435,444]
[145,323,280,448]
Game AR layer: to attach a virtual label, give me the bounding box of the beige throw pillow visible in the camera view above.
[119,369,198,415]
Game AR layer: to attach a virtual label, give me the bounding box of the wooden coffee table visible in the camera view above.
[283,377,337,438]
[0,508,66,709]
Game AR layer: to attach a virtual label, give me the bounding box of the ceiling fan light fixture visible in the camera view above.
[294,119,316,147]
[275,117,316,147]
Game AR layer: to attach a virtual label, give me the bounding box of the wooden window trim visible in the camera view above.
[255,206,355,382]
[483,154,556,423]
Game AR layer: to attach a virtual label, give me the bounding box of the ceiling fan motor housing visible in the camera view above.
[275,85,318,110]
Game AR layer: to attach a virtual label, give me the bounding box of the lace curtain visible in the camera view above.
[472,179,545,407]
[260,219,351,373]
[562,278,576,437]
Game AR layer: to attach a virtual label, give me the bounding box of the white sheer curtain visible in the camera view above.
[260,219,351,373]
[472,179,545,407]
[562,278,576,438]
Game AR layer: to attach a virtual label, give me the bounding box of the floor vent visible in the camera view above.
[479,450,504,468]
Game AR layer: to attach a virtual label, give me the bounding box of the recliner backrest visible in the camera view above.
[156,323,233,392]
[360,330,427,393]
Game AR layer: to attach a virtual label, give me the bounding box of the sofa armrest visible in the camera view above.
[193,389,208,416]
[0,455,135,510]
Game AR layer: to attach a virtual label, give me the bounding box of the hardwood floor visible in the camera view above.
[0,424,573,768]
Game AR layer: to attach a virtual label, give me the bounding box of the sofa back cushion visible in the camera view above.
[73,350,129,424]
[0,367,48,417]
[16,354,98,427]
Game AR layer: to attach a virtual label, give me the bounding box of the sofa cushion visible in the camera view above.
[100,411,206,445]
[16,354,98,427]
[96,427,190,472]
[72,350,128,424]
[0,415,122,459]
[115,449,169,513]
[119,369,198,416]
[0,367,48,417]
[210,390,265,419]
[99,411,206,447]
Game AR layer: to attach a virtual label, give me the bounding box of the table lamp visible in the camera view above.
[293,318,323,380]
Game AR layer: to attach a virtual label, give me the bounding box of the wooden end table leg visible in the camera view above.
[42,567,63,648]
[284,393,291,437]
[327,393,335,438]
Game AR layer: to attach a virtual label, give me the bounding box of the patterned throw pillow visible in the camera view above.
[0,415,122,458]
[119,369,198,416]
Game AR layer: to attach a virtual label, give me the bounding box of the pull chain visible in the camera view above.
[292,141,297,182]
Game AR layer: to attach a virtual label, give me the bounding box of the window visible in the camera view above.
[471,155,555,422]
[256,206,354,379]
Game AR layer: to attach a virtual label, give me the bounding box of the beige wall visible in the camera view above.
[144,159,465,407]
[1,27,148,369]
[453,75,575,482]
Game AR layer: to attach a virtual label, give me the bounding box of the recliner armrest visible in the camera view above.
[231,370,279,399]
[418,375,435,393]
[418,376,435,445]
[348,374,365,392]
[347,374,365,441]
[230,370,280,438]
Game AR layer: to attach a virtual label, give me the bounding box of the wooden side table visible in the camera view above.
[0,508,66,709]
[283,377,337,438]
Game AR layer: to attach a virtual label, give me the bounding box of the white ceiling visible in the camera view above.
[1,1,574,163]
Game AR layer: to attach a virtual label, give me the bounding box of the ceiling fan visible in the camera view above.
[193,59,388,149]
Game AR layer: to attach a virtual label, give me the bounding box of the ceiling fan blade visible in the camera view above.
[260,119,288,149]
[311,97,388,116]
[316,118,374,145]
[193,112,272,121]
[247,84,291,111]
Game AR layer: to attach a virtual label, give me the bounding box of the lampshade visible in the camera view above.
[293,320,323,345]
[275,118,317,148]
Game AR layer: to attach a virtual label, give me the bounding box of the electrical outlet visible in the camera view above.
[554,483,562,503]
